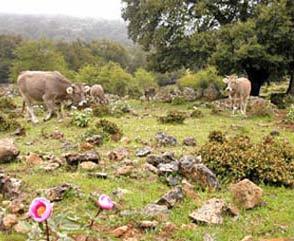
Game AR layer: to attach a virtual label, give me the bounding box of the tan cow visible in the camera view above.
[223,75,251,115]
[90,84,107,104]
[18,71,89,123]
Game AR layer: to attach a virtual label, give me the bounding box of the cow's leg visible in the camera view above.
[243,97,249,116]
[25,101,39,124]
[43,95,56,121]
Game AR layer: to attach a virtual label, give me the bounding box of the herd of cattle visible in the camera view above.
[15,71,251,123]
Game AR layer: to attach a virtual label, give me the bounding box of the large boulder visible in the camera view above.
[182,87,197,101]
[230,179,263,209]
[0,139,19,163]
[156,187,184,208]
[64,151,100,166]
[203,84,220,101]
[155,132,177,146]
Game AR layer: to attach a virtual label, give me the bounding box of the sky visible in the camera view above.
[0,0,123,20]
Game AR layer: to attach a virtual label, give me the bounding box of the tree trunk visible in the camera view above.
[287,73,294,96]
[245,68,269,96]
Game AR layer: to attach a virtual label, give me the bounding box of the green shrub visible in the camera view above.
[286,104,294,123]
[208,130,226,143]
[0,97,17,112]
[171,96,187,105]
[0,114,21,132]
[92,105,111,117]
[71,110,92,128]
[247,99,274,117]
[270,93,294,109]
[158,111,187,124]
[96,119,123,141]
[178,66,224,91]
[190,109,204,118]
[134,68,157,92]
[199,133,294,186]
[110,100,132,116]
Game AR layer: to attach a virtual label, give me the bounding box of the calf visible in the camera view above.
[223,75,251,115]
[90,84,107,105]
[18,71,88,123]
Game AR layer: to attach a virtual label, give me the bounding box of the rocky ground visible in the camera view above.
[0,96,293,241]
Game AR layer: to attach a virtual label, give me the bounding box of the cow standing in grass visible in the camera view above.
[90,84,108,105]
[223,75,251,115]
[18,71,89,123]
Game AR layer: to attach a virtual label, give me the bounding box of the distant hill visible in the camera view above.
[0,14,132,44]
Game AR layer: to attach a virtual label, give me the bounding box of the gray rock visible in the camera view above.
[155,132,177,146]
[146,152,177,167]
[0,139,19,163]
[156,187,184,209]
[189,198,225,225]
[85,135,103,146]
[182,87,197,101]
[142,204,169,217]
[158,161,179,175]
[166,175,182,186]
[43,183,80,202]
[87,172,108,179]
[179,155,202,170]
[0,173,22,200]
[139,220,159,229]
[136,146,152,157]
[183,137,197,146]
[64,151,100,166]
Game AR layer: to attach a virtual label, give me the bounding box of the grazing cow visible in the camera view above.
[90,84,107,104]
[223,75,251,115]
[144,87,156,101]
[18,71,89,123]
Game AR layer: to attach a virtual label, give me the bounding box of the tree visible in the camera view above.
[0,35,22,83]
[134,68,157,91]
[10,40,69,81]
[122,0,294,96]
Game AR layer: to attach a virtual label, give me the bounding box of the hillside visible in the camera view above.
[0,13,131,44]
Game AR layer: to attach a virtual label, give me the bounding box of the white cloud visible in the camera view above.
[0,0,123,19]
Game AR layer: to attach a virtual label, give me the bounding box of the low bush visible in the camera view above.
[71,110,92,128]
[190,109,204,118]
[199,132,294,186]
[158,110,187,124]
[92,105,111,117]
[270,93,294,109]
[110,100,132,116]
[0,97,17,112]
[96,119,123,141]
[285,104,294,123]
[0,114,21,132]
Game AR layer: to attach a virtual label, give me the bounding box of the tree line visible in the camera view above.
[122,0,294,96]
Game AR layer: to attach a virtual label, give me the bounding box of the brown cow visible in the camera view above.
[18,71,88,123]
[223,75,251,115]
[90,84,107,104]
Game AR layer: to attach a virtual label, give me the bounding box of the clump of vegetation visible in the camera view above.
[110,100,132,116]
[270,93,294,109]
[92,105,111,117]
[285,104,294,123]
[247,99,274,117]
[0,113,21,132]
[190,108,204,118]
[0,97,17,112]
[96,119,123,141]
[199,134,294,186]
[158,110,187,124]
[71,109,92,127]
[208,130,226,143]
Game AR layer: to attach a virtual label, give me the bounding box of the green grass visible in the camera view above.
[0,99,293,241]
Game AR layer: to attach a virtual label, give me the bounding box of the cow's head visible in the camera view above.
[66,84,90,107]
[223,75,238,93]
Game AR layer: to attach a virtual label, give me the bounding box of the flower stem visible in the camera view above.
[45,220,50,241]
[86,208,102,241]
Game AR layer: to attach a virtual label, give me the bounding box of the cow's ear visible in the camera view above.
[84,85,91,93]
[66,86,74,94]
[223,78,229,83]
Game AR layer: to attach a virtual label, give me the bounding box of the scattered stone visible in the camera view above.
[240,235,253,241]
[144,163,158,174]
[86,135,103,146]
[166,175,182,186]
[0,138,19,163]
[111,225,130,238]
[180,223,198,230]
[79,161,98,170]
[182,179,199,200]
[50,130,64,140]
[136,147,152,157]
[25,153,44,166]
[224,204,240,217]
[64,151,100,166]
[270,130,280,137]
[179,156,220,190]
[158,162,179,175]
[142,204,169,217]
[155,132,177,146]
[182,87,197,101]
[230,179,263,209]
[120,136,131,145]
[116,166,134,176]
[80,142,94,151]
[203,233,215,241]
[3,214,17,229]
[108,148,129,161]
[189,198,226,225]
[88,172,108,179]
[161,222,177,234]
[112,188,131,199]
[14,221,31,234]
[139,220,158,229]
[39,162,61,172]
[9,199,25,214]
[183,137,197,146]
[156,187,184,209]
[12,127,26,136]
[146,152,177,167]
[43,183,79,202]
[0,173,23,199]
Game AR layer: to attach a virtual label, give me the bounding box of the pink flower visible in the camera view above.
[29,197,53,222]
[97,194,114,210]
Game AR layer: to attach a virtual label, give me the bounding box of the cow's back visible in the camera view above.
[90,84,104,97]
[237,77,251,97]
